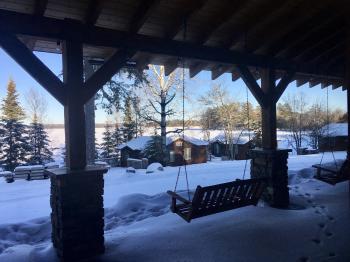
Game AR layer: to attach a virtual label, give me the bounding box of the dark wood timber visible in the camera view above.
[83,49,135,103]
[129,0,160,34]
[261,68,277,150]
[85,0,104,26]
[0,9,342,79]
[274,70,296,102]
[0,33,65,104]
[164,59,179,76]
[62,40,87,170]
[236,65,266,107]
[33,0,48,16]
[189,63,205,78]
[168,178,267,222]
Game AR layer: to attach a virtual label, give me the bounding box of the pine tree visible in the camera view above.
[100,124,116,158]
[0,79,30,170]
[112,123,124,146]
[27,115,53,165]
[143,136,165,164]
[122,95,136,141]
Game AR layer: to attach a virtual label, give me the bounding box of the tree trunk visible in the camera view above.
[160,95,167,165]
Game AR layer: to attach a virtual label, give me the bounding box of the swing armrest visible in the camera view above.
[167,191,191,204]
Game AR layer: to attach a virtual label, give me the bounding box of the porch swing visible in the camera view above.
[167,20,267,222]
[312,86,349,185]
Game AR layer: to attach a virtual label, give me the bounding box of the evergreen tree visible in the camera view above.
[100,124,116,158]
[27,115,53,164]
[122,95,136,141]
[112,123,124,146]
[143,136,165,165]
[0,79,30,170]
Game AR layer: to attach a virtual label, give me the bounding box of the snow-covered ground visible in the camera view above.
[0,152,349,261]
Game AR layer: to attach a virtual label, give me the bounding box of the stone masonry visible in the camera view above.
[250,148,291,208]
[46,167,107,261]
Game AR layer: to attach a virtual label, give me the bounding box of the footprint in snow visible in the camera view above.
[298,256,309,262]
[325,231,333,238]
[311,238,322,245]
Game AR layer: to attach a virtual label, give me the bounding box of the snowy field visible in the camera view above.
[0,151,349,261]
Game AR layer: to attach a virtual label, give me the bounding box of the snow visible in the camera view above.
[0,151,349,261]
[117,134,208,151]
[146,162,164,173]
[322,123,348,137]
[211,133,250,144]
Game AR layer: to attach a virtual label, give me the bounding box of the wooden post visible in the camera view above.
[84,59,96,165]
[62,40,87,170]
[260,68,277,150]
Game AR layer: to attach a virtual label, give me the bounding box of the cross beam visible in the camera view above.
[0,9,342,79]
[237,65,295,149]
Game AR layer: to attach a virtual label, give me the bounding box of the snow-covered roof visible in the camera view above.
[168,135,209,146]
[117,135,208,151]
[117,136,153,150]
[322,123,348,137]
[211,134,251,145]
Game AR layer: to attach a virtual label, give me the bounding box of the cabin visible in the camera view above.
[117,136,153,167]
[319,123,348,152]
[167,136,209,166]
[117,135,209,167]
[211,134,252,160]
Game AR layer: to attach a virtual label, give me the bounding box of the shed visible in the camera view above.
[167,136,209,166]
[319,123,348,152]
[118,135,209,167]
[117,136,153,167]
[211,134,252,160]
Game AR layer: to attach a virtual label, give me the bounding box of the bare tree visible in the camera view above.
[278,93,308,152]
[306,101,327,149]
[199,84,242,159]
[141,65,181,164]
[25,88,48,123]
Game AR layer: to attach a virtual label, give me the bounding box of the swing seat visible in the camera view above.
[312,160,349,185]
[167,177,268,222]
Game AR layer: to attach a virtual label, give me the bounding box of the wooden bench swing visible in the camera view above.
[312,160,349,185]
[311,86,349,185]
[167,177,267,222]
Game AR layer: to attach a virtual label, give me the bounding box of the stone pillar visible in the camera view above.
[47,167,107,261]
[250,148,291,208]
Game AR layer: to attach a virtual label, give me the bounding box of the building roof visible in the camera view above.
[211,134,251,145]
[0,0,346,89]
[322,123,348,137]
[117,135,208,151]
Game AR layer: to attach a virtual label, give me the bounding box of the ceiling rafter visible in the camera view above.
[85,0,104,26]
[129,0,161,34]
[247,0,332,54]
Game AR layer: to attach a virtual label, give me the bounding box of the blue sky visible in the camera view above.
[0,49,347,124]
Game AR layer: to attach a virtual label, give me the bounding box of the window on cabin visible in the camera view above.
[169,151,175,162]
[184,148,191,161]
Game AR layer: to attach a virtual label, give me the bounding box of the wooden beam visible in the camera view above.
[236,65,266,107]
[34,0,48,16]
[83,49,135,103]
[260,68,277,150]
[197,0,249,45]
[265,8,340,57]
[0,33,65,104]
[211,65,229,80]
[274,70,295,102]
[278,17,344,59]
[85,0,104,26]
[189,63,205,78]
[231,68,240,81]
[223,0,289,49]
[296,78,308,87]
[129,0,160,34]
[164,59,178,76]
[247,0,331,54]
[0,9,343,79]
[62,40,86,169]
[165,0,208,39]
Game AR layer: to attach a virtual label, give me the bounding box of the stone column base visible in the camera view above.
[250,148,291,208]
[46,166,108,261]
